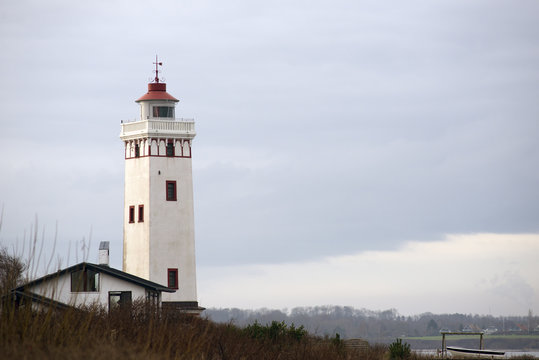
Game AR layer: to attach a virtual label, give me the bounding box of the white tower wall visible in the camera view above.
[148,156,196,302]
[120,72,200,311]
[123,156,151,279]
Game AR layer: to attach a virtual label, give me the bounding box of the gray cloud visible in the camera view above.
[0,0,538,272]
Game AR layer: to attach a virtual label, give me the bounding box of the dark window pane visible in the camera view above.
[120,291,132,305]
[71,270,83,292]
[109,291,132,312]
[71,269,99,292]
[86,269,99,292]
[166,142,174,157]
[166,181,176,201]
[168,269,178,289]
[138,205,144,222]
[153,106,174,118]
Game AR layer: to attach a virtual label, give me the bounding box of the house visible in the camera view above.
[11,242,174,312]
[462,324,482,332]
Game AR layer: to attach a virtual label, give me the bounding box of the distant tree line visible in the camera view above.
[205,306,539,342]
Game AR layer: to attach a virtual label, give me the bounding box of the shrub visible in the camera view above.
[388,338,411,359]
[243,320,307,343]
[0,246,26,296]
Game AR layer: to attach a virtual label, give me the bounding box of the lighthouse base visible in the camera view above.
[162,301,205,315]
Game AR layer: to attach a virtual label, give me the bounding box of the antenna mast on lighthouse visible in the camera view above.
[153,55,163,83]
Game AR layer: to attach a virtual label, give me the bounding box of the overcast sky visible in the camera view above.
[1,0,538,316]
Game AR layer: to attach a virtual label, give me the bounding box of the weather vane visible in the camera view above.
[153,55,163,83]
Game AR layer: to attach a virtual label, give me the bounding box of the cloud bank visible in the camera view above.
[199,233,539,315]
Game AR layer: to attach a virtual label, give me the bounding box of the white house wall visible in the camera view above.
[26,272,151,310]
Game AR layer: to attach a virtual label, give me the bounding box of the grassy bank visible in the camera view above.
[2,301,539,359]
[0,300,375,360]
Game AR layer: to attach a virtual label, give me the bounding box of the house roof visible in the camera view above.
[16,262,175,293]
[9,290,73,311]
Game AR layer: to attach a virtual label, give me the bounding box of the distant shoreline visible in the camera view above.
[402,335,539,350]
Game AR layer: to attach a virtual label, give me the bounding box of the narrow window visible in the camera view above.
[138,205,144,222]
[134,143,140,158]
[71,268,99,292]
[168,268,178,289]
[129,206,135,223]
[166,140,174,157]
[166,181,177,201]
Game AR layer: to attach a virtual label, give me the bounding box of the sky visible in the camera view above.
[0,0,538,316]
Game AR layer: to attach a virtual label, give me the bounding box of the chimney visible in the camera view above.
[99,241,110,266]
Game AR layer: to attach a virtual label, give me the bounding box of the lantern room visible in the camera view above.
[135,57,179,121]
[136,82,179,120]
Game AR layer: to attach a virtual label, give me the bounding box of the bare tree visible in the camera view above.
[0,247,26,296]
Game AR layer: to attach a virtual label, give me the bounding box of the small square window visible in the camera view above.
[129,206,135,223]
[168,268,178,289]
[138,205,144,222]
[166,181,177,201]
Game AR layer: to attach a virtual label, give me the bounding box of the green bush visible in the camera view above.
[388,338,411,359]
[243,320,307,343]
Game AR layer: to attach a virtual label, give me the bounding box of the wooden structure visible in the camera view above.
[344,338,369,353]
[440,331,484,357]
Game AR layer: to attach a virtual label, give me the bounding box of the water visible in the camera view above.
[505,351,539,358]
[414,350,539,358]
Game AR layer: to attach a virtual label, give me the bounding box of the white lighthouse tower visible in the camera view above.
[120,58,202,312]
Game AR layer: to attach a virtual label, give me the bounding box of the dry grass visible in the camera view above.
[0,300,372,360]
[3,302,536,360]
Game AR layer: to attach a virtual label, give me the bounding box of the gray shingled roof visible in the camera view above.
[16,262,175,293]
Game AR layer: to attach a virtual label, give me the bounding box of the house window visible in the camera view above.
[109,291,132,311]
[71,268,100,292]
[166,181,177,201]
[166,140,174,157]
[138,205,144,222]
[168,268,178,289]
[153,106,174,118]
[129,206,135,223]
[134,143,140,158]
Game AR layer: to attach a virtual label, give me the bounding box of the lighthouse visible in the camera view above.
[120,59,201,312]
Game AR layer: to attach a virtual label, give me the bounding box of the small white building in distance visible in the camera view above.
[12,242,174,312]
[120,58,203,313]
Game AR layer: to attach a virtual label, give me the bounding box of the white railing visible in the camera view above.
[120,118,195,138]
[149,120,195,132]
[121,117,195,124]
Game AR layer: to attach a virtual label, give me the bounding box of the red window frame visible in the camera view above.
[166,181,177,201]
[138,205,144,222]
[129,206,135,223]
[167,268,178,289]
